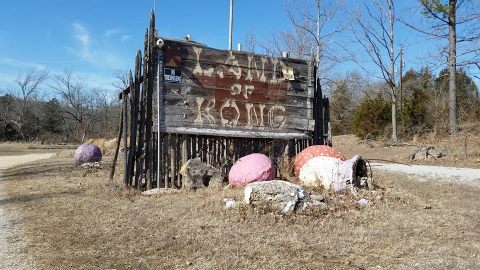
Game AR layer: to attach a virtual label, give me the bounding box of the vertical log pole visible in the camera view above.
[313,63,324,145]
[122,85,130,186]
[145,11,155,190]
[170,135,176,188]
[110,98,124,181]
[128,54,142,186]
[324,97,332,146]
[135,30,148,190]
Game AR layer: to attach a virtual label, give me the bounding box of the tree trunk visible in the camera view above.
[81,123,87,143]
[448,0,458,134]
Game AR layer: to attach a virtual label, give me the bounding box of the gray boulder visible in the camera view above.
[179,158,224,189]
[244,180,326,214]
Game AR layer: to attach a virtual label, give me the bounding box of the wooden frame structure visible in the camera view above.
[111,11,331,190]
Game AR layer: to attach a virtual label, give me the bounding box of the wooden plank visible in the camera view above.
[167,61,309,90]
[163,90,312,110]
[163,74,311,98]
[159,99,313,120]
[161,40,309,74]
[159,115,315,132]
[155,126,311,139]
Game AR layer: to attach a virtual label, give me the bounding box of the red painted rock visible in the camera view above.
[228,153,276,187]
[294,145,346,177]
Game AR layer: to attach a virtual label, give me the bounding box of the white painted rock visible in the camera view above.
[244,180,311,214]
[298,155,365,191]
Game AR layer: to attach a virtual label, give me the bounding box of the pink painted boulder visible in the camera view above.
[75,143,102,164]
[228,153,276,187]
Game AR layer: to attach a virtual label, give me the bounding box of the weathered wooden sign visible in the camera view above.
[113,12,330,191]
[157,38,315,139]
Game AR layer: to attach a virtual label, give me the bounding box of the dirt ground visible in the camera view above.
[1,136,480,269]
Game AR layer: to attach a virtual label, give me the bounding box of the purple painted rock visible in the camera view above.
[75,144,102,164]
[228,153,276,187]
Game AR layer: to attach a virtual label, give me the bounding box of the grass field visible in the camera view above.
[1,149,479,269]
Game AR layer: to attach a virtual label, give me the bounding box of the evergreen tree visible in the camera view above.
[41,98,64,135]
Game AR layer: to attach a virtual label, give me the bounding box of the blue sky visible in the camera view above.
[0,0,477,95]
[0,0,296,93]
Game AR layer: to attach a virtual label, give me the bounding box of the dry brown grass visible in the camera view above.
[84,138,118,155]
[335,132,480,168]
[2,152,480,269]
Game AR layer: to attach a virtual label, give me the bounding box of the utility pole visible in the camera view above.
[228,0,234,50]
[399,47,404,116]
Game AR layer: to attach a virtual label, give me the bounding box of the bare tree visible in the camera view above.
[51,70,94,142]
[244,32,257,53]
[11,69,49,139]
[402,0,480,134]
[283,0,349,68]
[112,70,130,92]
[351,0,399,143]
[15,69,49,103]
[91,88,120,138]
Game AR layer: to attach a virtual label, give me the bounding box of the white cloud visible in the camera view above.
[72,22,90,49]
[104,28,121,37]
[0,57,118,93]
[0,58,48,70]
[68,22,129,70]
[120,35,131,42]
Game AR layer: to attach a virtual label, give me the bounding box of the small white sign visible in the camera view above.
[164,68,182,83]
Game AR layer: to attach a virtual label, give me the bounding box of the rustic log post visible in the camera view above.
[170,135,176,187]
[145,11,155,190]
[135,42,147,190]
[156,30,166,189]
[128,53,141,186]
[110,98,124,181]
[324,97,332,146]
[313,64,324,145]
[164,134,169,187]
[122,85,130,186]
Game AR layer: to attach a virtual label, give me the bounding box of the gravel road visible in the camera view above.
[0,153,54,269]
[371,162,480,187]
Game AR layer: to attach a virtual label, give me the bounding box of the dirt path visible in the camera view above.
[0,153,55,170]
[0,153,55,270]
[372,162,480,187]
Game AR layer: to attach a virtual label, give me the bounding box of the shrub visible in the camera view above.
[401,87,431,135]
[352,97,391,139]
